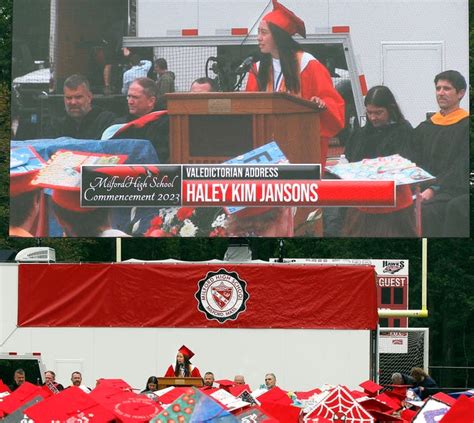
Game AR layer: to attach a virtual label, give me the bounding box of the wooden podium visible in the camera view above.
[166,91,323,235]
[166,91,321,165]
[157,377,203,390]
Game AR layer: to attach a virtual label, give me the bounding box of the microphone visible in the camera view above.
[235,55,256,74]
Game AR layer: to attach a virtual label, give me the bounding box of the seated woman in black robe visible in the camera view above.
[342,85,417,237]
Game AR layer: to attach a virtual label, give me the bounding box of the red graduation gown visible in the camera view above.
[164,365,202,378]
[246,52,345,167]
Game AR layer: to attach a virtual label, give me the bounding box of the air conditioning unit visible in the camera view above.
[15,247,56,263]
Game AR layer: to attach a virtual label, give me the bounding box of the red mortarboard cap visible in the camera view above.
[263,0,306,38]
[0,382,48,414]
[216,379,234,391]
[350,390,367,399]
[156,387,189,404]
[24,386,116,422]
[440,395,474,423]
[295,388,322,400]
[400,407,417,422]
[10,170,41,197]
[368,409,404,422]
[0,379,11,394]
[94,378,132,390]
[90,381,163,421]
[386,385,409,401]
[178,345,195,359]
[375,392,402,411]
[259,401,301,422]
[229,384,252,397]
[359,380,383,396]
[258,387,292,406]
[432,391,456,406]
[359,397,393,413]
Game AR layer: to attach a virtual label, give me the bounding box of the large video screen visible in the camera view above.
[10,0,469,238]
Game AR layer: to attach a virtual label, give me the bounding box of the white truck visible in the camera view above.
[14,0,468,136]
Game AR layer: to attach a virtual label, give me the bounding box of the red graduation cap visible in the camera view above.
[10,170,41,197]
[178,344,195,359]
[229,384,252,397]
[400,407,417,422]
[0,379,11,394]
[375,392,403,411]
[0,382,50,414]
[359,380,383,396]
[216,379,234,389]
[263,0,306,38]
[89,380,163,421]
[368,409,404,422]
[306,385,375,422]
[258,386,293,406]
[358,397,393,414]
[432,391,456,406]
[24,386,115,422]
[386,384,411,401]
[440,395,474,423]
[259,401,301,422]
[156,387,189,404]
[350,389,368,399]
[294,387,322,400]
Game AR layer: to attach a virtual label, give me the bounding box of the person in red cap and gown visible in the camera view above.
[164,345,201,378]
[246,0,345,169]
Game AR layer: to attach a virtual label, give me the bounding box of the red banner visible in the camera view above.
[18,263,378,329]
[182,180,395,207]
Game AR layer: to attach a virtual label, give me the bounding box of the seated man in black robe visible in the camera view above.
[410,70,469,237]
[110,77,169,163]
[48,74,116,139]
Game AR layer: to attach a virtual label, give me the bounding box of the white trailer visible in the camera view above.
[124,0,469,126]
[0,262,375,392]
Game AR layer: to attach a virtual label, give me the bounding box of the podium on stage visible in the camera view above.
[166,91,322,165]
[157,377,204,390]
[166,91,323,235]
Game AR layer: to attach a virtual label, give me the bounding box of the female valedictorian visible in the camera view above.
[246,0,345,168]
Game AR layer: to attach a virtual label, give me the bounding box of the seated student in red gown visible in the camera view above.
[164,345,201,378]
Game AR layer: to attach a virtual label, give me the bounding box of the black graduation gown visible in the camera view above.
[411,115,469,236]
[49,106,116,139]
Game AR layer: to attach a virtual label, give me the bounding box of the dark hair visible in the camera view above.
[64,74,91,91]
[71,371,81,377]
[154,58,168,70]
[257,22,302,94]
[129,53,141,67]
[434,70,467,92]
[131,77,158,98]
[364,85,405,123]
[174,354,192,377]
[10,190,40,227]
[191,77,218,91]
[52,203,111,237]
[144,376,158,390]
[45,370,56,378]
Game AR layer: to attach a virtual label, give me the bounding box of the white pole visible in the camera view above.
[116,238,122,263]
